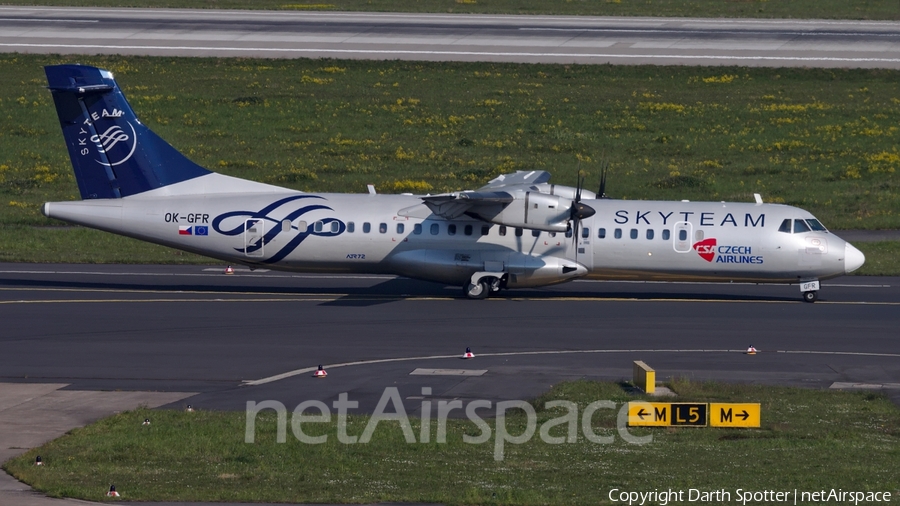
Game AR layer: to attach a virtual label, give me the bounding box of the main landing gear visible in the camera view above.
[464,274,504,300]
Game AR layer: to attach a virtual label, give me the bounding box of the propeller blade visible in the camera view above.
[598,162,608,199]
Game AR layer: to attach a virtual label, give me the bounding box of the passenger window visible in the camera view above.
[414,223,422,235]
[614,228,622,239]
[793,219,811,233]
[379,223,387,234]
[314,221,323,232]
[298,220,307,231]
[499,226,507,236]
[582,227,590,239]
[281,219,291,233]
[396,223,404,234]
[532,229,540,237]
[363,222,371,233]
[515,228,523,237]
[646,229,654,240]
[678,229,687,241]
[430,223,439,235]
[448,224,457,236]
[662,229,670,240]
[778,219,792,233]
[806,219,827,232]
[331,221,340,233]
[481,225,490,236]
[630,229,638,239]
[347,222,355,233]
[464,224,473,236]
[598,228,606,239]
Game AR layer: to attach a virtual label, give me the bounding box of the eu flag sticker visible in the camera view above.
[194,226,209,236]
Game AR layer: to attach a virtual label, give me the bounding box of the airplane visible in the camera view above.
[40,64,865,303]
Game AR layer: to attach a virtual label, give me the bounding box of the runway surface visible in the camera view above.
[2,7,900,67]
[2,263,899,413]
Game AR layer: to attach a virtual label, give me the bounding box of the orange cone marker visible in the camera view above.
[313,365,327,378]
[224,265,235,275]
[463,347,475,359]
[745,346,758,355]
[107,485,120,497]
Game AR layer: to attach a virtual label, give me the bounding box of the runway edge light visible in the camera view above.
[35,456,42,466]
[107,484,120,497]
[463,347,475,359]
[314,365,328,378]
[142,418,150,426]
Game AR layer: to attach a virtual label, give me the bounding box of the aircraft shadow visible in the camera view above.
[0,275,800,304]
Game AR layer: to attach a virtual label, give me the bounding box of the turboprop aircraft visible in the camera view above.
[41,64,865,303]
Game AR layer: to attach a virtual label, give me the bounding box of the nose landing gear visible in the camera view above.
[799,279,820,303]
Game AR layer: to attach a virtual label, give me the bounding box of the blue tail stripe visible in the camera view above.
[45,65,211,199]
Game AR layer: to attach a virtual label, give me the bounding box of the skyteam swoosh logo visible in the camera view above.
[212,195,345,264]
[91,122,138,167]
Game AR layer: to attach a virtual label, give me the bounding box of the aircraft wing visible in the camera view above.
[478,170,551,190]
[421,191,513,220]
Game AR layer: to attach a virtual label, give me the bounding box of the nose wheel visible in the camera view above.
[802,291,818,303]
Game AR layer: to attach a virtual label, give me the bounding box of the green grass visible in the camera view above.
[854,241,900,276]
[2,0,900,20]
[1,54,899,268]
[3,380,899,504]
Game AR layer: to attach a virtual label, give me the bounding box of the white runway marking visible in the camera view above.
[410,368,488,376]
[0,17,98,22]
[3,42,900,64]
[243,348,900,386]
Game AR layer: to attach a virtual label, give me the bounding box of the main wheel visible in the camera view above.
[802,291,818,303]
[464,280,490,300]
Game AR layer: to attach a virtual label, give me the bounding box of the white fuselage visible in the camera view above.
[42,174,860,289]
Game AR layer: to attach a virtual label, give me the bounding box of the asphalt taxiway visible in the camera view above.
[2,263,899,504]
[2,262,899,414]
[2,7,900,67]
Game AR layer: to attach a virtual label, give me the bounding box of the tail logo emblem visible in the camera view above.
[86,122,138,167]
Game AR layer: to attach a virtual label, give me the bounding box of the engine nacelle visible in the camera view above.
[482,192,572,232]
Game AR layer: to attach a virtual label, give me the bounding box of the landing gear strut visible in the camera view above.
[802,291,818,303]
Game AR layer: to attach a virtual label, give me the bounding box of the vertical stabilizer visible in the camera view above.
[45,65,210,199]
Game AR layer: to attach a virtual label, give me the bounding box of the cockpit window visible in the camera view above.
[806,219,827,232]
[778,219,791,233]
[793,219,811,233]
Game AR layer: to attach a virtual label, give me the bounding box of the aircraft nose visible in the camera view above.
[844,242,865,274]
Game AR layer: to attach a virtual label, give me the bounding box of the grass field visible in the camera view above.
[1,54,898,269]
[2,0,900,20]
[4,380,899,504]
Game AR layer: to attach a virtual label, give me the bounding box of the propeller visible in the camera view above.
[567,174,596,260]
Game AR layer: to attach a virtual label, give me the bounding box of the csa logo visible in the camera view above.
[693,238,717,262]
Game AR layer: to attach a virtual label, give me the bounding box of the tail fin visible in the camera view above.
[45,65,210,199]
